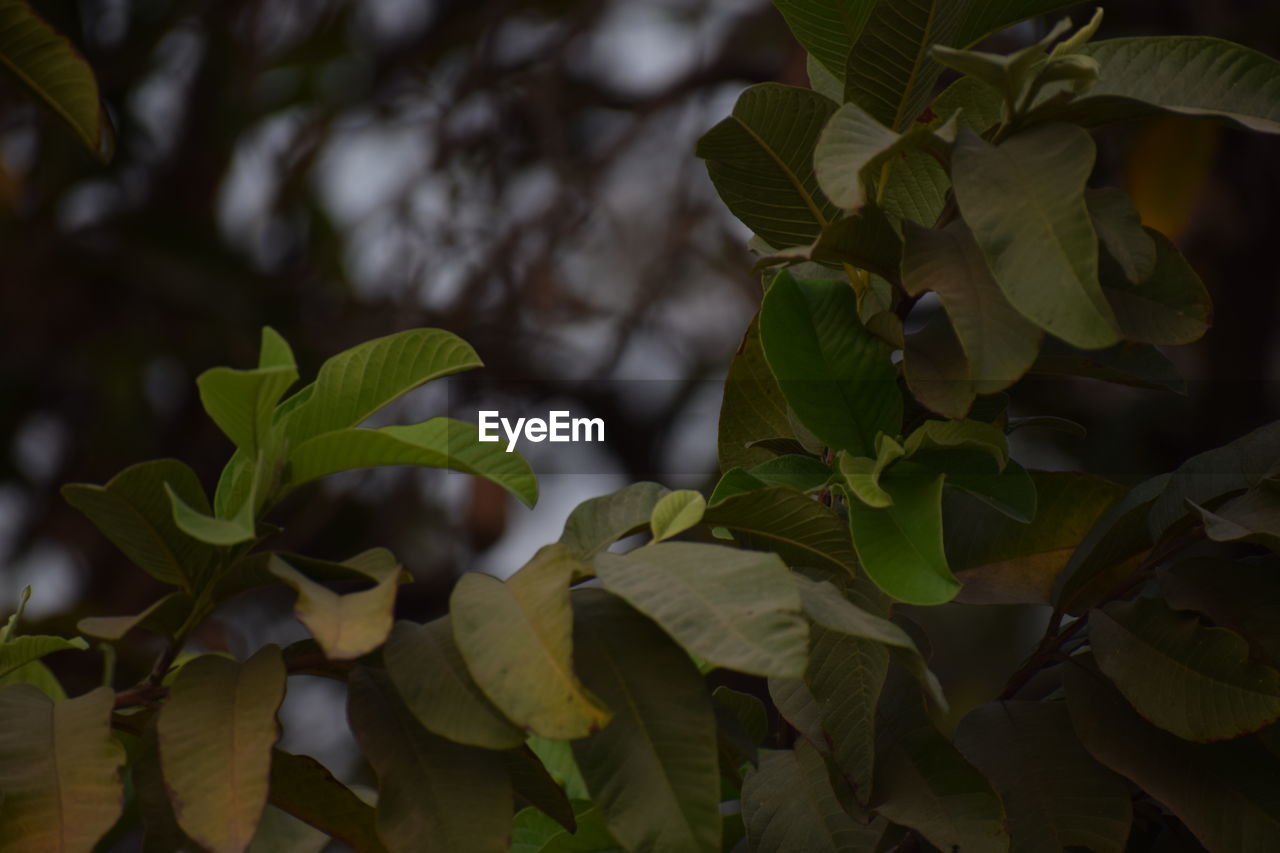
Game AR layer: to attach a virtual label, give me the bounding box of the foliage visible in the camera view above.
[5,2,1280,852]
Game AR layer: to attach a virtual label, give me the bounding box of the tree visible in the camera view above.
[4,1,1280,851]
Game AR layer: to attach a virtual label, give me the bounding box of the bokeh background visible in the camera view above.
[3,0,1279,784]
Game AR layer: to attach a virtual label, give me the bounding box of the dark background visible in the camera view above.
[2,0,1279,776]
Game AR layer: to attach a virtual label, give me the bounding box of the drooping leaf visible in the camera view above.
[649,490,707,543]
[570,589,721,853]
[752,206,905,282]
[795,576,945,710]
[267,750,386,853]
[760,273,900,457]
[915,452,1037,523]
[62,459,217,589]
[1066,659,1280,851]
[842,463,956,605]
[838,435,904,509]
[197,328,298,457]
[1090,597,1280,742]
[844,0,966,131]
[696,84,841,249]
[945,471,1123,605]
[505,746,577,835]
[1147,420,1280,540]
[719,316,794,473]
[558,482,670,560]
[742,742,885,852]
[0,685,124,853]
[212,548,398,605]
[1052,473,1169,615]
[702,485,859,576]
[901,221,1042,393]
[383,617,525,750]
[165,482,256,546]
[0,635,87,681]
[526,737,589,802]
[1048,37,1280,134]
[77,592,192,641]
[872,678,1009,853]
[814,103,955,211]
[952,124,1120,349]
[902,310,977,419]
[347,666,512,853]
[283,417,537,507]
[451,545,609,740]
[1087,188,1157,285]
[595,542,808,678]
[1030,338,1186,393]
[0,0,114,160]
[772,0,876,81]
[955,701,1131,853]
[746,454,833,492]
[268,551,400,660]
[1101,227,1212,346]
[279,328,482,445]
[903,419,1008,470]
[156,646,286,853]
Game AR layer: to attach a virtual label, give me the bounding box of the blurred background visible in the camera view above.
[2,0,1279,783]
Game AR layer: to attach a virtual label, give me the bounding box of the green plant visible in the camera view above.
[7,2,1280,852]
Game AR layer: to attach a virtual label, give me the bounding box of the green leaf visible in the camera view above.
[903,419,1008,470]
[713,686,770,747]
[807,53,845,103]
[77,592,192,641]
[843,464,956,605]
[881,150,951,227]
[901,221,1042,393]
[512,801,618,853]
[696,84,841,249]
[569,589,721,853]
[814,103,955,211]
[212,548,397,605]
[0,660,65,701]
[702,485,859,576]
[1030,338,1186,393]
[134,720,197,852]
[1164,557,1280,666]
[772,0,876,81]
[451,545,609,740]
[719,315,793,473]
[0,685,124,852]
[384,617,525,750]
[1087,188,1156,285]
[1054,37,1280,134]
[526,737,589,802]
[931,18,1074,111]
[1066,658,1280,851]
[268,551,400,660]
[838,435,905,509]
[649,490,706,543]
[844,0,966,131]
[595,542,808,678]
[742,742,885,852]
[796,575,946,710]
[709,467,769,506]
[945,471,1123,605]
[197,328,299,457]
[746,455,833,492]
[62,459,217,588]
[0,635,86,682]
[279,329,482,445]
[1148,420,1280,540]
[872,682,1008,853]
[760,273,900,457]
[0,0,114,160]
[268,750,386,853]
[156,646,286,853]
[805,624,889,800]
[166,482,256,546]
[753,207,905,282]
[283,417,537,507]
[347,666,512,853]
[1102,228,1212,346]
[558,482,670,560]
[953,124,1120,349]
[955,701,1131,853]
[1090,596,1280,741]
